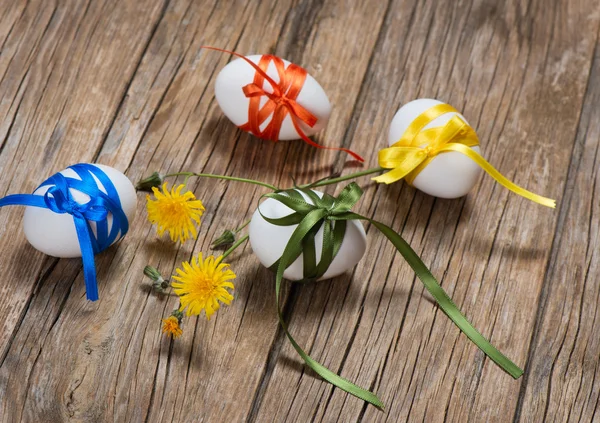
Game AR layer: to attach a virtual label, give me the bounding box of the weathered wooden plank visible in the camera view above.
[1,0,598,421]
[0,0,168,420]
[0,0,390,421]
[514,30,600,423]
[109,1,391,421]
[249,0,600,421]
[0,0,167,360]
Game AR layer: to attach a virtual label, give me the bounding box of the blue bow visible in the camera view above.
[0,164,129,301]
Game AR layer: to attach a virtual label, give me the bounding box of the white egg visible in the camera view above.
[249,189,366,281]
[22,164,137,258]
[388,99,482,199]
[215,55,331,141]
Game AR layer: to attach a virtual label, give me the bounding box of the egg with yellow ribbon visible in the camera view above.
[374,98,556,208]
[385,99,482,199]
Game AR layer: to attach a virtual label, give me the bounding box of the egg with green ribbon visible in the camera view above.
[248,188,367,281]
[245,182,524,409]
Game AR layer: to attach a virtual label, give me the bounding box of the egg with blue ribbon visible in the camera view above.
[0,163,136,301]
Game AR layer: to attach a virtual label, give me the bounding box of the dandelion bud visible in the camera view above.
[136,172,164,192]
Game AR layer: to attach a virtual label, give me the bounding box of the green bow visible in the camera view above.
[259,182,523,409]
[262,183,361,280]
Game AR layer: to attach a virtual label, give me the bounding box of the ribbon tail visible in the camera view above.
[442,144,556,208]
[290,115,365,162]
[73,216,99,301]
[372,165,416,184]
[273,209,384,409]
[278,314,384,409]
[201,46,282,92]
[288,101,318,127]
[0,194,47,208]
[0,194,99,301]
[373,147,426,184]
[365,217,523,378]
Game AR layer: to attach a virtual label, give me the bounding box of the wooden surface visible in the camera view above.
[0,0,598,421]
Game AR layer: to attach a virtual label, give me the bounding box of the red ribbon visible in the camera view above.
[202,46,364,162]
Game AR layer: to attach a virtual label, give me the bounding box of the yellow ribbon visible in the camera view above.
[373,104,556,208]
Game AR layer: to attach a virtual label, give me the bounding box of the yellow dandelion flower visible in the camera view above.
[171,254,236,319]
[162,316,183,338]
[146,183,205,243]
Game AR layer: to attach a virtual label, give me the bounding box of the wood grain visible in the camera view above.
[0,0,167,366]
[0,0,598,421]
[251,0,600,421]
[515,27,600,423]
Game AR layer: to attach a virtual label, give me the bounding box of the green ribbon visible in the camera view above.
[259,182,523,409]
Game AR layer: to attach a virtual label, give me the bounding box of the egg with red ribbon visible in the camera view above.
[207,47,364,161]
[214,54,332,141]
[215,55,331,141]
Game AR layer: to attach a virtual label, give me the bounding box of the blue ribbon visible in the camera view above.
[0,164,129,301]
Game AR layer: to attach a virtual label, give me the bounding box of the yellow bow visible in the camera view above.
[373,103,556,208]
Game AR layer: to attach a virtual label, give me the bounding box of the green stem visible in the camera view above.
[234,219,251,233]
[298,167,385,189]
[220,234,250,261]
[165,172,278,191]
